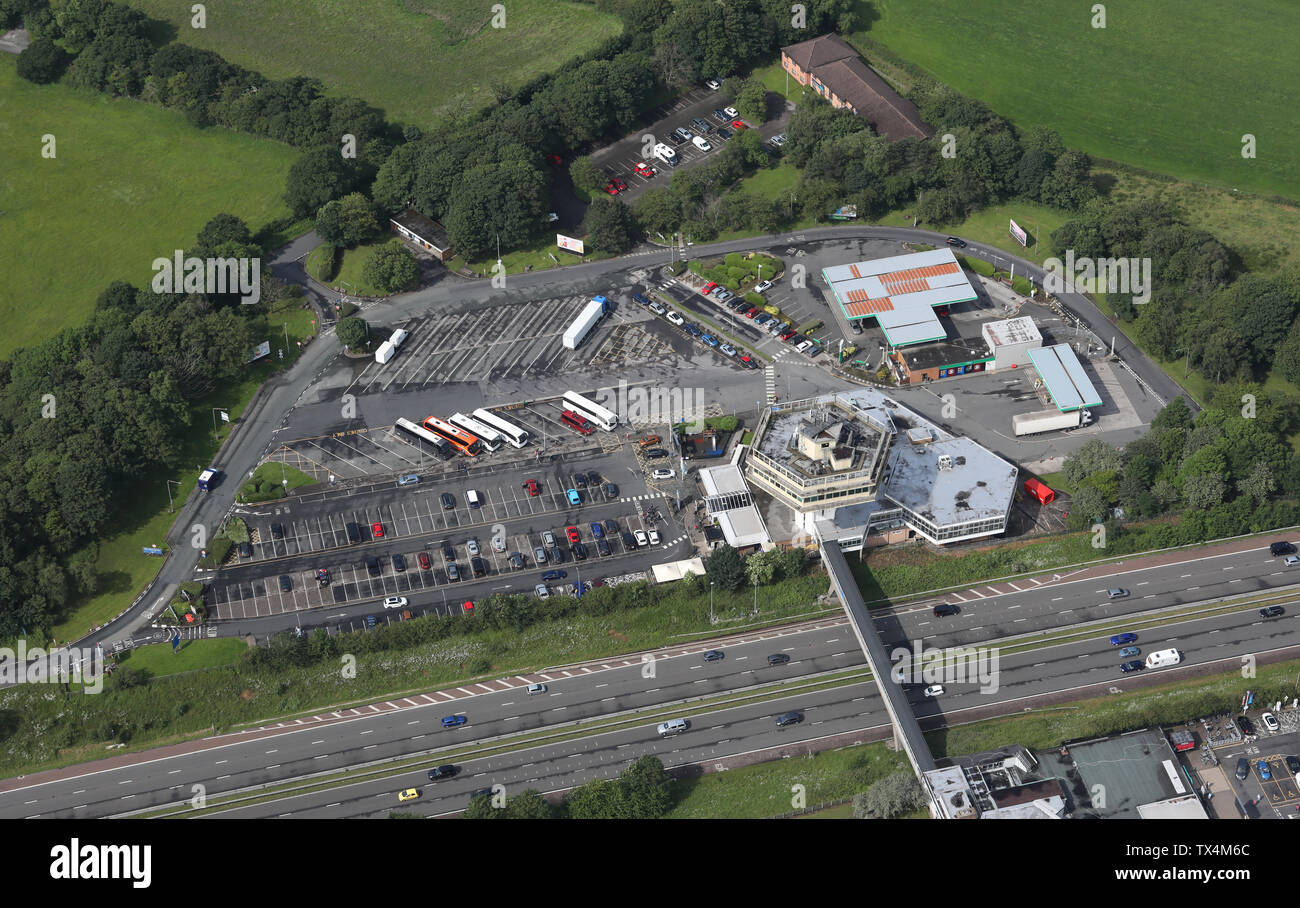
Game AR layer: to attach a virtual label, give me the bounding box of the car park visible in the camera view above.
[775,711,803,727]
[794,339,815,353]
[271,523,284,540]
[716,290,733,302]
[692,135,712,152]
[466,538,479,556]
[651,468,674,480]
[279,574,292,592]
[674,127,693,140]
[923,685,945,697]
[1119,645,1140,657]
[634,530,649,547]
[1260,605,1285,617]
[603,182,619,194]
[371,521,384,538]
[744,307,759,318]
[397,473,420,486]
[1109,633,1138,645]
[365,556,380,576]
[767,653,790,665]
[383,596,408,609]
[392,553,406,572]
[1120,660,1144,673]
[779,329,797,341]
[441,492,455,509]
[447,562,460,581]
[441,715,467,728]
[933,604,960,617]
[1261,712,1280,732]
[427,764,459,781]
[566,488,581,506]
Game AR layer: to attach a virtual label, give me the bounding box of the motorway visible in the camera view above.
[6,536,1298,818]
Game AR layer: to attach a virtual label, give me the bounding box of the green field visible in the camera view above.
[124,0,623,128]
[851,0,1300,200]
[0,59,297,360]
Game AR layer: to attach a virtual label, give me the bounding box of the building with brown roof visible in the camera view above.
[781,33,931,142]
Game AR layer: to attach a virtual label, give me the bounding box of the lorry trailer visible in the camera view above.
[562,296,610,350]
[1012,408,1091,437]
[1144,648,1182,669]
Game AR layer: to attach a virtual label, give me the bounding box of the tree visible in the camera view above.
[1238,461,1276,505]
[16,36,67,83]
[1065,485,1109,531]
[855,772,925,818]
[1062,439,1123,490]
[565,778,631,819]
[336,316,369,350]
[283,146,361,219]
[569,156,603,197]
[584,196,636,254]
[619,756,673,818]
[735,79,767,124]
[705,543,744,592]
[361,241,418,294]
[1183,472,1227,511]
[505,789,556,819]
[316,193,379,247]
[745,550,776,586]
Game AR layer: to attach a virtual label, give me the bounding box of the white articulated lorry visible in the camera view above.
[562,296,610,350]
[1012,408,1091,437]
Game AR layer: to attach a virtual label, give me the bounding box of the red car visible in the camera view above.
[702,281,717,294]
[612,177,627,191]
[604,182,619,195]
[463,600,474,611]
[731,119,747,130]
[523,478,540,496]
[547,153,563,166]
[371,522,384,538]
[566,526,581,544]
[418,552,431,570]
[744,307,759,318]
[780,329,796,340]
[634,162,655,177]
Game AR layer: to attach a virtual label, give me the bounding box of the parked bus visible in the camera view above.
[422,415,482,457]
[393,418,451,457]
[448,412,502,453]
[562,390,617,431]
[471,408,530,448]
[560,409,594,436]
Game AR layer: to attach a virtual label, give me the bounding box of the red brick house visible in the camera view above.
[781,34,931,142]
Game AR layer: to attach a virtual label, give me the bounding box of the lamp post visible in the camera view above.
[210,407,227,443]
[709,581,715,625]
[1175,347,1190,378]
[165,479,180,513]
[752,576,758,616]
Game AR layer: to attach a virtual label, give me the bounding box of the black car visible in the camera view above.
[1236,758,1250,781]
[621,531,638,549]
[767,653,790,665]
[714,127,732,140]
[644,448,669,459]
[441,492,456,510]
[1286,755,1300,775]
[703,650,724,662]
[933,604,961,617]
[427,764,459,781]
[666,133,685,146]
[279,574,292,592]
[604,482,619,498]
[586,470,601,486]
[1270,541,1296,556]
[392,553,407,572]
[775,711,804,727]
[574,473,587,489]
[572,542,588,561]
[471,556,487,577]
[469,787,494,801]
[1260,605,1285,618]
[1119,660,1144,673]
[270,523,284,540]
[316,568,330,586]
[604,518,620,534]
[238,541,253,558]
[596,538,611,556]
[365,555,380,577]
[441,539,455,560]
[447,562,461,581]
[1237,716,1255,736]
[945,236,967,248]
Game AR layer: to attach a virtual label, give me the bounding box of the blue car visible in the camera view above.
[701,334,719,348]
[541,569,567,582]
[566,488,581,506]
[441,715,467,728]
[632,293,649,305]
[590,522,604,539]
[1119,646,1140,658]
[1119,661,1144,673]
[1109,633,1138,646]
[683,324,702,337]
[1257,760,1271,781]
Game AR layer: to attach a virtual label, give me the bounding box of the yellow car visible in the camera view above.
[398,788,420,802]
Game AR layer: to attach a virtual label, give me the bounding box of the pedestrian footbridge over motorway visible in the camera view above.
[820,545,936,776]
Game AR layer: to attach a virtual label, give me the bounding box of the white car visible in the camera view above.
[466,538,479,556]
[382,596,408,609]
[648,529,661,545]
[719,343,737,357]
[666,311,684,326]
[649,301,666,315]
[705,78,720,90]
[534,583,550,599]
[492,536,506,552]
[634,530,649,547]
[923,685,944,697]
[1285,555,1300,565]
[651,468,675,480]
[527,683,548,695]
[769,321,786,336]
[769,133,786,147]
[692,135,712,152]
[794,340,815,353]
[1261,712,1280,732]
[547,212,559,223]
[754,279,773,293]
[723,106,738,118]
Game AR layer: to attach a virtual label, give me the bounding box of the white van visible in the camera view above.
[388,328,409,348]
[1144,648,1182,669]
[466,489,482,509]
[657,718,689,737]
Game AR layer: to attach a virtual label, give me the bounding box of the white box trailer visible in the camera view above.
[562,296,610,350]
[1145,648,1182,669]
[653,142,678,166]
[1012,408,1091,437]
[375,340,396,364]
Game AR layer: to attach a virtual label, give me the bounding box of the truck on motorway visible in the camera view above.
[375,340,396,364]
[197,467,219,491]
[562,295,610,350]
[1012,408,1091,437]
[653,142,678,166]
[1145,648,1182,669]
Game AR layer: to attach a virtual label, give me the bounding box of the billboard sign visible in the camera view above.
[556,234,585,255]
[829,205,858,221]
[246,340,272,363]
[1009,219,1028,247]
